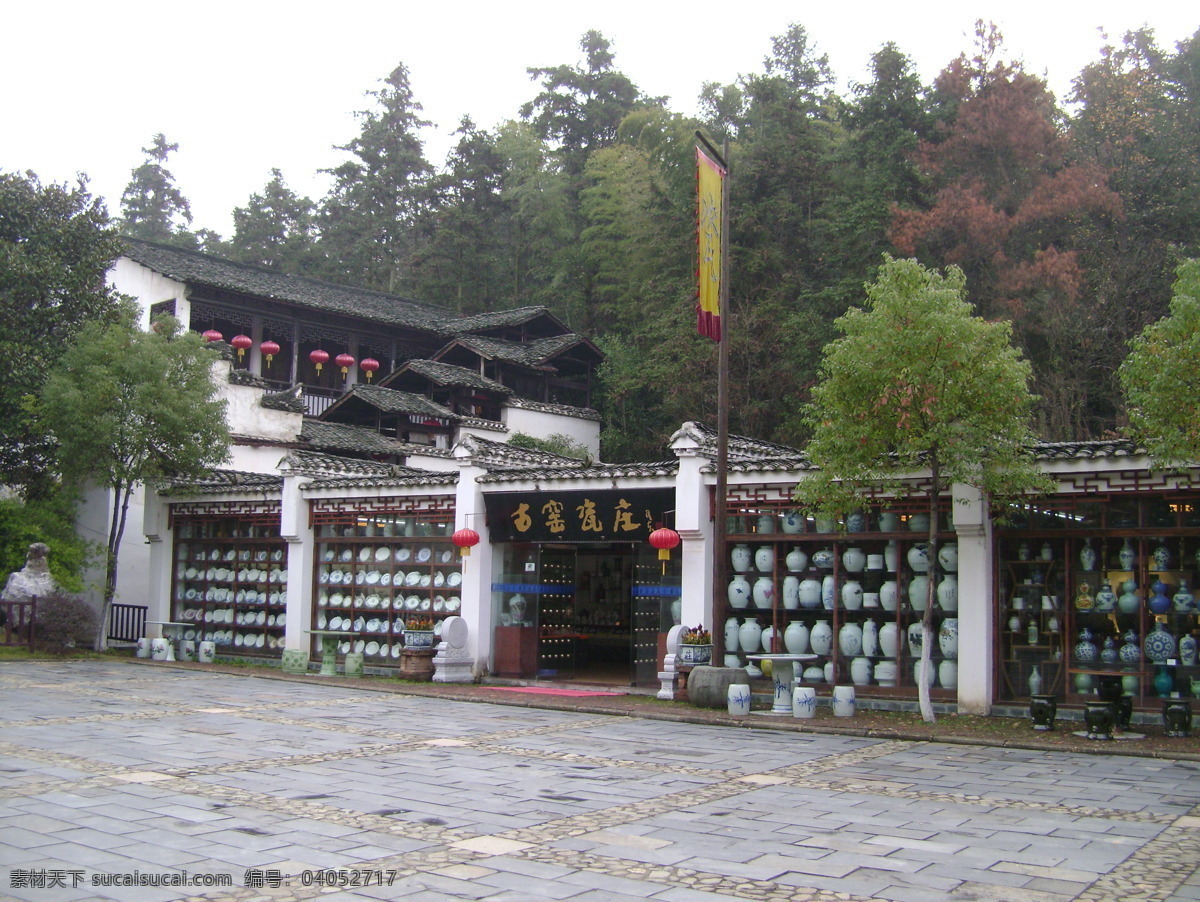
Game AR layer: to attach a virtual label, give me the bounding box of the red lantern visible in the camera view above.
[335,353,355,376]
[309,349,329,374]
[202,329,223,343]
[649,526,681,573]
[359,358,380,382]
[230,334,252,360]
[452,527,481,557]
[260,340,280,366]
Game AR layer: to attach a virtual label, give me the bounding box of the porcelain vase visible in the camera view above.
[798,579,822,609]
[755,546,775,573]
[878,510,899,532]
[908,575,930,611]
[1079,538,1097,571]
[782,576,801,610]
[780,511,804,534]
[874,660,898,686]
[938,660,958,689]
[1173,581,1195,613]
[1153,541,1172,571]
[884,541,899,572]
[821,575,836,610]
[753,576,775,610]
[784,621,809,655]
[907,543,930,573]
[1119,539,1136,571]
[1180,633,1197,666]
[809,620,833,656]
[937,543,958,572]
[1144,621,1177,663]
[842,547,866,573]
[937,575,959,611]
[728,575,751,609]
[785,547,807,572]
[738,619,763,655]
[878,622,900,658]
[880,580,898,611]
[938,618,959,659]
[839,622,863,657]
[841,580,863,610]
[862,618,879,657]
[731,544,752,573]
[724,617,741,653]
[850,656,873,685]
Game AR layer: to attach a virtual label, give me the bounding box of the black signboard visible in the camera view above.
[485,489,675,544]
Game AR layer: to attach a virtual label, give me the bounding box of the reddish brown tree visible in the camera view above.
[890,24,1122,438]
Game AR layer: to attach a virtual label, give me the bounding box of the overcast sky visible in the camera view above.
[4,1,1195,236]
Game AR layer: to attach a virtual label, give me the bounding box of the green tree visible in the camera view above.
[794,257,1050,722]
[38,303,230,649]
[1118,260,1200,465]
[0,489,96,593]
[0,171,123,497]
[119,133,196,244]
[226,169,318,273]
[318,63,433,293]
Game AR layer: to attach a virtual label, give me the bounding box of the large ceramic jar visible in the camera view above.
[1153,540,1172,571]
[846,510,868,533]
[879,580,899,611]
[908,575,930,611]
[785,547,808,572]
[862,618,879,656]
[821,575,836,610]
[1094,582,1117,612]
[907,543,930,573]
[755,515,776,535]
[878,622,900,658]
[809,619,833,656]
[842,547,866,573]
[878,510,900,532]
[937,543,958,572]
[798,578,822,609]
[938,618,959,659]
[907,621,926,656]
[839,621,863,656]
[731,544,752,573]
[841,580,864,610]
[874,660,898,686]
[752,576,775,610]
[850,656,873,685]
[937,575,958,612]
[755,546,775,573]
[784,620,809,654]
[724,617,741,652]
[782,576,801,610]
[1149,580,1172,615]
[908,512,930,533]
[811,548,835,569]
[939,660,958,689]
[728,575,751,609]
[780,511,804,534]
[884,541,899,572]
[738,618,763,655]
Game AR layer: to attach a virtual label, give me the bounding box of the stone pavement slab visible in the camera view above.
[3,660,1200,901]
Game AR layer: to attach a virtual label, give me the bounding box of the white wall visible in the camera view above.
[108,258,188,329]
[502,405,600,459]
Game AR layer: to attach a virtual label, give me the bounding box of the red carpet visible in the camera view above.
[484,686,625,697]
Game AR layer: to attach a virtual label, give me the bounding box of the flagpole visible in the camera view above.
[696,131,730,664]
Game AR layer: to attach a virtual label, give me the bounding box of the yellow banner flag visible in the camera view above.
[696,145,725,341]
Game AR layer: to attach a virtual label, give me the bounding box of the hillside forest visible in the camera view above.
[115,23,1200,463]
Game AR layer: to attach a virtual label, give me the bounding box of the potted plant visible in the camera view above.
[678,624,712,665]
[404,617,435,648]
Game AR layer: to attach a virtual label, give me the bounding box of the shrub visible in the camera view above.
[34,591,98,651]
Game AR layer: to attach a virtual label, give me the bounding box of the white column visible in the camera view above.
[280,473,313,650]
[455,460,490,676]
[952,483,994,714]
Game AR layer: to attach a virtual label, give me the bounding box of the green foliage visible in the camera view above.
[0,170,123,496]
[1118,260,1200,465]
[38,302,231,647]
[0,491,95,593]
[226,169,318,274]
[119,134,196,244]
[508,431,592,462]
[795,256,1051,518]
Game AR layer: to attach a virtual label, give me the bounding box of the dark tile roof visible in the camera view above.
[456,434,591,470]
[123,239,456,333]
[301,420,407,455]
[478,460,679,484]
[156,469,283,495]
[261,384,307,414]
[324,384,458,420]
[397,359,512,394]
[281,450,457,490]
[446,307,563,333]
[506,396,601,421]
[1031,439,1145,460]
[673,422,813,469]
[442,334,593,368]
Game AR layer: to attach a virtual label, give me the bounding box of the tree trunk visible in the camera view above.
[919,455,942,724]
[93,482,133,652]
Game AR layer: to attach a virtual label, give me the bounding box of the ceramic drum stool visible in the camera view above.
[197,641,216,664]
[135,637,150,659]
[150,637,169,661]
[792,686,817,719]
[727,683,752,716]
[832,685,856,717]
[178,639,195,662]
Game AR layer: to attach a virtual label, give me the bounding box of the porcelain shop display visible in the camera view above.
[821,575,836,610]
[1118,579,1141,614]
[1074,628,1098,663]
[850,656,873,685]
[739,619,763,655]
[1119,539,1137,570]
[937,575,959,611]
[938,618,959,659]
[878,622,900,658]
[753,576,775,609]
[938,660,958,689]
[798,578,822,609]
[908,575,930,611]
[907,543,930,573]
[784,620,810,655]
[792,686,817,718]
[785,547,808,572]
[874,660,898,686]
[842,547,866,573]
[731,544,753,573]
[1144,621,1177,663]
[1173,581,1195,612]
[839,622,863,656]
[724,617,741,652]
[861,619,879,657]
[782,576,801,610]
[879,580,899,611]
[809,619,833,656]
[728,575,751,609]
[832,685,856,717]
[727,684,752,716]
[841,580,863,610]
[780,511,804,534]
[1079,538,1098,571]
[755,545,775,573]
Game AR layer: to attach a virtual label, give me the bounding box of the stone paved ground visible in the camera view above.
[3,661,1200,902]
